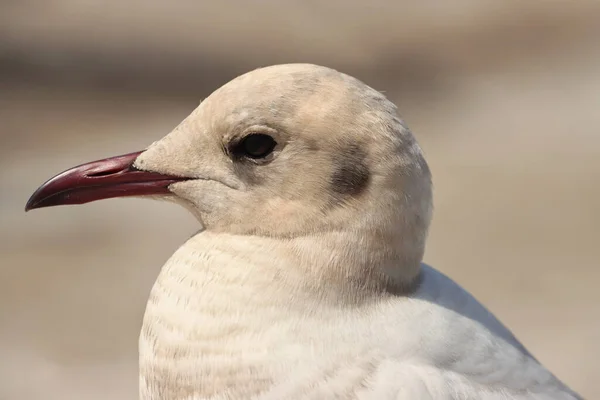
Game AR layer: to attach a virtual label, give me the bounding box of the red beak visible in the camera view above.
[25,151,188,211]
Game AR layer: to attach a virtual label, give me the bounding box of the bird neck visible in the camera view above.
[287,228,422,297]
[139,231,422,399]
[139,230,421,398]
[150,228,420,312]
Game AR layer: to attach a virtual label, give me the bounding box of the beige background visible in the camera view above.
[1,1,599,399]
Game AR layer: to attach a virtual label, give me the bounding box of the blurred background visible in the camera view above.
[1,1,599,399]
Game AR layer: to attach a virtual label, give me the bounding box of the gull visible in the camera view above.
[26,64,582,399]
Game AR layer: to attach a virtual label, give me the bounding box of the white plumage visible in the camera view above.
[138,233,579,399]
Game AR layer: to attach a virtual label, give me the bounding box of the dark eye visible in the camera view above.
[238,134,277,159]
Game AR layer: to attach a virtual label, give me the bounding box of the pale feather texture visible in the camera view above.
[132,64,581,399]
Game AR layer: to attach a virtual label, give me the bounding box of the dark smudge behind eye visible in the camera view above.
[329,143,370,197]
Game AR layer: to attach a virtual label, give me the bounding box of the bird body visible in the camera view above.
[138,232,578,400]
[26,64,582,399]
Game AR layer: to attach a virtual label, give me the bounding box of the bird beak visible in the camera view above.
[25,151,188,211]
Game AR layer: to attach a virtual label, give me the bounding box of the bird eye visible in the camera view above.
[238,134,277,159]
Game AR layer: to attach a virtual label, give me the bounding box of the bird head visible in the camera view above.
[26,64,432,283]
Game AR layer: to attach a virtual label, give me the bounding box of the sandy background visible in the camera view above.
[1,1,599,399]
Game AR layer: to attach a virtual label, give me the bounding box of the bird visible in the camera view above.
[25,64,582,400]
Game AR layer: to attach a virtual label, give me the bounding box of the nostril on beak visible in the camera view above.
[86,166,127,178]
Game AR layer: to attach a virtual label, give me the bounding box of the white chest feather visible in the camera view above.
[138,233,578,400]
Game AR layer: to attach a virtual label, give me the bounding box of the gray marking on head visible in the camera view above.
[329,143,370,197]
